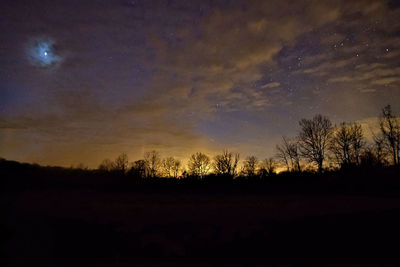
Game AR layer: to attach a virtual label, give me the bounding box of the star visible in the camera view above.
[28,38,60,67]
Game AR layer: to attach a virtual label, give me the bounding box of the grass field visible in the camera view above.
[3,186,400,264]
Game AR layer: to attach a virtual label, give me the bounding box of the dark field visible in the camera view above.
[3,187,400,264]
[2,160,400,264]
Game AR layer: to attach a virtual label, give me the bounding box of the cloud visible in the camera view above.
[261,82,280,89]
[327,66,400,85]
[140,0,351,117]
[371,77,400,85]
[358,88,376,93]
[328,76,354,83]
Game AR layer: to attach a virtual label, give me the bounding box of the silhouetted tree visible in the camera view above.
[329,122,365,168]
[181,169,188,179]
[98,158,114,172]
[379,105,400,165]
[372,132,389,165]
[276,136,301,172]
[74,163,88,170]
[242,156,258,177]
[188,152,211,178]
[172,158,181,178]
[298,114,333,172]
[162,157,174,178]
[258,157,276,177]
[360,145,387,168]
[162,157,181,178]
[114,153,129,174]
[144,150,161,177]
[129,159,148,178]
[276,141,290,171]
[213,150,240,177]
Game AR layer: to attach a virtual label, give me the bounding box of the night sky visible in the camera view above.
[1,0,400,167]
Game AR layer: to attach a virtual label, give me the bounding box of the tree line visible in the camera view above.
[98,105,400,179]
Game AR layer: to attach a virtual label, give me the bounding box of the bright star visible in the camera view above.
[28,38,61,67]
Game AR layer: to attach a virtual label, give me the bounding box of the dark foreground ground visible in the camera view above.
[3,188,400,264]
[2,161,400,264]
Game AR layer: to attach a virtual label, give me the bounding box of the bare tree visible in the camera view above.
[162,157,181,178]
[162,157,174,178]
[172,159,181,178]
[379,105,400,165]
[213,150,240,177]
[360,143,388,167]
[288,140,301,172]
[98,158,114,172]
[351,123,364,165]
[74,163,88,170]
[144,150,161,177]
[188,152,211,178]
[275,142,290,171]
[276,136,301,172]
[258,157,276,177]
[329,122,365,167]
[298,114,333,172]
[130,159,148,178]
[242,156,258,177]
[372,132,389,165]
[114,153,129,174]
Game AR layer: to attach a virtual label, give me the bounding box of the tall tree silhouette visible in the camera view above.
[379,105,400,165]
[213,150,240,177]
[162,157,174,178]
[258,157,276,177]
[172,159,181,178]
[98,158,114,172]
[276,136,301,172]
[188,152,211,178]
[144,150,161,177]
[298,114,333,172]
[130,159,148,178]
[162,157,181,178]
[242,156,258,177]
[372,132,388,165]
[114,153,129,174]
[329,122,365,168]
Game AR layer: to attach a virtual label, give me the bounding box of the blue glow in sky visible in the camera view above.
[28,39,60,67]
